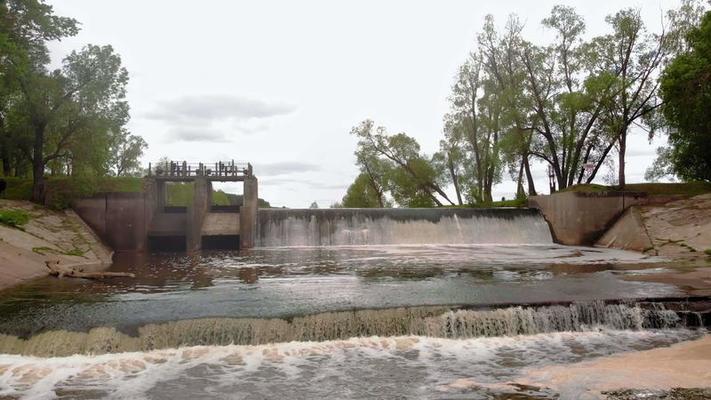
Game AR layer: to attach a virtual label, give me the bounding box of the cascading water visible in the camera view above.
[257,208,554,247]
[0,301,691,357]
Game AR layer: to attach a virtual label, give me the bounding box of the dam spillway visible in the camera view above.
[256,208,554,247]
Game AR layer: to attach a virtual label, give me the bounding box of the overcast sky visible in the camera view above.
[47,0,681,207]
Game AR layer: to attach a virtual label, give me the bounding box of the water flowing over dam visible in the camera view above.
[257,208,553,247]
[0,301,696,357]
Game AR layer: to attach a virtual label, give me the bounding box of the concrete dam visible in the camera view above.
[70,160,558,252]
[257,208,553,247]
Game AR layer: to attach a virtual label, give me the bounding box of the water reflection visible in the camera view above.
[0,244,680,335]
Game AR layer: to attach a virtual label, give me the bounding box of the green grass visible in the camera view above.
[1,176,144,209]
[0,209,31,229]
[561,182,711,196]
[440,197,528,209]
[705,248,711,256]
[1,175,273,209]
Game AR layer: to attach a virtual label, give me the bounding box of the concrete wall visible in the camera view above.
[73,192,149,252]
[528,191,647,245]
[239,176,258,249]
[596,207,654,252]
[186,178,210,252]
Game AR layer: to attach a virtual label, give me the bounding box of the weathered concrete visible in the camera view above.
[202,212,239,236]
[74,192,150,252]
[239,176,258,249]
[187,178,210,252]
[597,207,653,252]
[529,191,648,245]
[148,213,187,236]
[74,172,259,252]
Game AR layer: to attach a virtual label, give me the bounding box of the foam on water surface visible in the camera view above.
[0,330,702,400]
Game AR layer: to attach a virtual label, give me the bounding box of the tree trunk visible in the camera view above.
[31,125,46,203]
[516,159,525,199]
[618,131,626,187]
[524,155,537,196]
[1,157,10,177]
[448,158,463,206]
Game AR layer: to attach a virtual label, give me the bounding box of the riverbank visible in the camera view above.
[0,200,113,291]
[595,193,711,296]
[516,334,711,398]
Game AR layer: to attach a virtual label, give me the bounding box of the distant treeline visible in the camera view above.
[338,1,711,208]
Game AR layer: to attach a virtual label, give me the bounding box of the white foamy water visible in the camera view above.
[257,209,553,247]
[0,330,700,400]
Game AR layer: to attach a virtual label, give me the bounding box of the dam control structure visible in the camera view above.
[145,161,259,251]
[74,160,258,252]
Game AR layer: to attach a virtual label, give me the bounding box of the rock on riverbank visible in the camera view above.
[0,200,112,290]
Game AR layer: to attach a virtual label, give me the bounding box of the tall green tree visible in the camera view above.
[341,173,391,208]
[1,1,146,200]
[655,10,711,182]
[520,6,619,190]
[351,120,453,206]
[17,44,129,200]
[0,0,78,178]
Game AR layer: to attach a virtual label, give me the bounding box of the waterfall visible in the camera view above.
[0,301,695,357]
[257,208,553,247]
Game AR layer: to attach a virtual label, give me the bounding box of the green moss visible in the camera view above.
[32,246,55,255]
[0,209,31,229]
[63,248,86,257]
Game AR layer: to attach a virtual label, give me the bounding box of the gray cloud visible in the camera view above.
[261,176,347,191]
[256,161,322,176]
[146,94,296,123]
[168,127,231,142]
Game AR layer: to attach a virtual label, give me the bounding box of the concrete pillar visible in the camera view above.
[155,180,167,211]
[240,176,258,249]
[142,178,158,252]
[187,177,210,252]
[207,181,213,209]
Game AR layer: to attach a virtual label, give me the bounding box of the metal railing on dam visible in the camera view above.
[147,160,253,181]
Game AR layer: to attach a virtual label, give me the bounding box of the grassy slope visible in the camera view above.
[561,182,711,196]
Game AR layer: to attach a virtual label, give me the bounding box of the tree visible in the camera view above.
[655,10,711,182]
[110,129,147,176]
[351,120,453,206]
[341,173,390,208]
[18,45,129,200]
[1,1,146,201]
[309,201,319,209]
[0,0,79,178]
[586,8,672,186]
[520,6,619,190]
